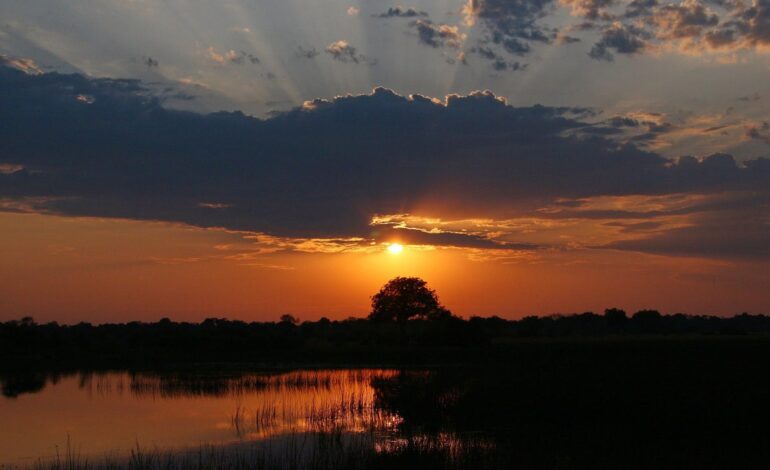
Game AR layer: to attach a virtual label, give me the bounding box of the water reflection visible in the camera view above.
[0,369,403,466]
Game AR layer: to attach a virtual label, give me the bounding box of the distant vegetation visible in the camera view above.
[2,307,770,370]
[2,277,769,369]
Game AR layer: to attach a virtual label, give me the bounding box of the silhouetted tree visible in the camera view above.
[632,309,663,334]
[369,277,450,323]
[280,314,299,325]
[604,308,628,331]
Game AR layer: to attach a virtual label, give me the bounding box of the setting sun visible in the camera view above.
[387,243,404,255]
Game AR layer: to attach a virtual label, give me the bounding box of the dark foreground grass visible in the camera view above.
[22,432,498,470]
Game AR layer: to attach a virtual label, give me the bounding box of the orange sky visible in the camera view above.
[2,211,768,323]
[2,0,770,324]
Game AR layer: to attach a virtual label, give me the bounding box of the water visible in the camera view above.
[6,349,766,469]
[0,370,402,466]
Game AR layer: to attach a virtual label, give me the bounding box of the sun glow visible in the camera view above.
[387,243,404,255]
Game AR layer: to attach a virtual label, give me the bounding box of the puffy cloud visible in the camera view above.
[652,1,719,40]
[0,61,768,257]
[734,0,770,46]
[378,0,770,64]
[590,0,770,57]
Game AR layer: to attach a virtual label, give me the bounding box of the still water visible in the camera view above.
[0,370,402,466]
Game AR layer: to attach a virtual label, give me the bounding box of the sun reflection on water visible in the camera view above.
[80,369,405,440]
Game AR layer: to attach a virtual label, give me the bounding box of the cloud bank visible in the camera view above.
[0,59,768,257]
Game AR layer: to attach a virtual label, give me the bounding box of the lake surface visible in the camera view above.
[0,369,403,467]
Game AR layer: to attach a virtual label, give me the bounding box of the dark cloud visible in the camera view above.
[589,0,770,56]
[324,40,373,64]
[1,61,768,256]
[542,187,770,220]
[371,225,536,249]
[604,220,665,232]
[602,201,770,259]
[707,26,736,45]
[374,7,428,18]
[401,0,770,64]
[492,58,527,71]
[745,122,770,144]
[465,0,556,61]
[609,116,644,127]
[295,46,320,59]
[589,23,648,60]
[473,46,500,60]
[224,50,260,65]
[468,0,556,38]
[624,0,658,17]
[585,112,676,146]
[737,0,770,46]
[410,20,466,48]
[556,34,582,44]
[702,124,729,133]
[737,92,761,102]
[471,43,529,71]
[653,1,719,39]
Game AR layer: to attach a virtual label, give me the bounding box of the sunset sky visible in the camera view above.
[1,0,769,322]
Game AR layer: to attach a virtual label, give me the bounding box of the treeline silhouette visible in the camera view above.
[2,309,770,368]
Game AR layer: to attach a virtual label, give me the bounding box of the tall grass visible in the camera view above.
[220,370,401,439]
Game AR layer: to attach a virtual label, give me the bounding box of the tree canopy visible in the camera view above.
[369,277,451,322]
